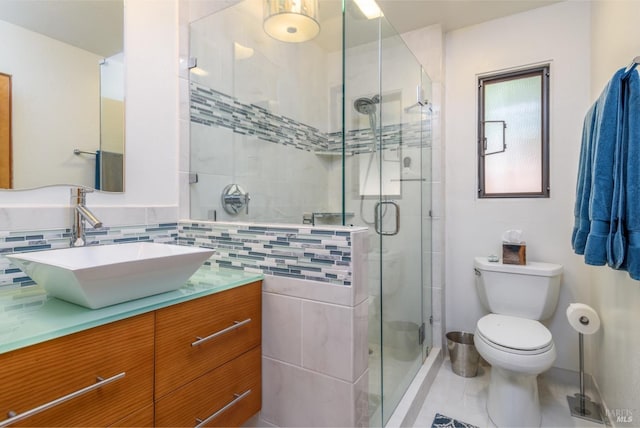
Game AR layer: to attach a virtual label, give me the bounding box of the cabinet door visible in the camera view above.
[155,281,261,397]
[155,346,261,427]
[0,313,154,427]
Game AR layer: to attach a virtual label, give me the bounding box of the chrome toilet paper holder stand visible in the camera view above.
[566,316,605,424]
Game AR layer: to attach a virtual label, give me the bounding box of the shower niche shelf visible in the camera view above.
[303,212,354,226]
[313,151,353,157]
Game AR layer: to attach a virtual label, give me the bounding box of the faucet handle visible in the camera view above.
[70,186,93,197]
[78,186,94,194]
[71,186,94,207]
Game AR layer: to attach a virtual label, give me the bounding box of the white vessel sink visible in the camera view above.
[6,242,215,309]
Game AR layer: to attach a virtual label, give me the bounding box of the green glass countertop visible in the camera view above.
[0,266,263,355]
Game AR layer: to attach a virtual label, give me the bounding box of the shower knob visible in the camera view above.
[221,184,250,215]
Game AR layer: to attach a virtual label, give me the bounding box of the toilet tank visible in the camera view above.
[474,257,563,320]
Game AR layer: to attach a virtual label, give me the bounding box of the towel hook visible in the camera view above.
[622,55,640,80]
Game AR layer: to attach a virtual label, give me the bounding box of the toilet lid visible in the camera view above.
[477,314,552,351]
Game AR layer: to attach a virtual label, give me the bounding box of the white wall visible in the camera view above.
[589,1,640,419]
[444,1,591,370]
[0,19,100,189]
[0,0,180,230]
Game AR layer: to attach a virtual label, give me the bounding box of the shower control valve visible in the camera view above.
[221,184,250,215]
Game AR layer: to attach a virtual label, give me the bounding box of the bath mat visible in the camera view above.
[431,413,479,428]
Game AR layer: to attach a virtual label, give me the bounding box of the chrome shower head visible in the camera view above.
[353,96,379,115]
[354,95,380,152]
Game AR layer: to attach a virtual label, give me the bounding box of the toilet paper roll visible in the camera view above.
[566,303,601,335]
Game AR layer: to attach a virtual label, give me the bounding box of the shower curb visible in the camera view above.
[386,347,444,428]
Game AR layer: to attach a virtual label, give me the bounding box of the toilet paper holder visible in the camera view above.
[566,303,605,424]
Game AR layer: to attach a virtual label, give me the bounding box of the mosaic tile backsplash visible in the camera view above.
[0,223,178,289]
[190,82,430,156]
[178,221,354,286]
[0,220,356,291]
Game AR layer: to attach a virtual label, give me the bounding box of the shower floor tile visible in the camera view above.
[412,359,605,428]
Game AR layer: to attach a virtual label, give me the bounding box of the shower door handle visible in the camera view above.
[374,201,400,236]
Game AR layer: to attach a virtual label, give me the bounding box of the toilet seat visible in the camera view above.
[476,314,553,355]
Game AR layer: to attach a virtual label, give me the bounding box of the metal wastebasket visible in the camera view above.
[446,331,480,377]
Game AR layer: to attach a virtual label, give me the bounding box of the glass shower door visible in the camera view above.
[377,19,429,424]
[343,2,432,425]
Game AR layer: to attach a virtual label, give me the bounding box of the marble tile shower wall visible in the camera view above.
[0,224,178,289]
[190,82,430,155]
[177,221,354,286]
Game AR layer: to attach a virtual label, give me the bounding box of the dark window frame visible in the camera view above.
[477,65,550,198]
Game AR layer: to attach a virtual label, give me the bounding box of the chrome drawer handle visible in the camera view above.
[191,318,252,347]
[194,389,251,428]
[0,372,126,427]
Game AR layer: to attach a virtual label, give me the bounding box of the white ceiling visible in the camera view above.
[0,0,123,57]
[0,0,559,58]
[377,0,561,33]
[312,0,561,51]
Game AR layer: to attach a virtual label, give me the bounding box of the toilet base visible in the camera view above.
[487,366,541,427]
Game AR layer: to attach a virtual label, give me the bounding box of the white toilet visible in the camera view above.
[473,256,563,427]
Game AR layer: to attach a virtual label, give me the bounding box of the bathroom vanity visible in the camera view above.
[0,267,262,427]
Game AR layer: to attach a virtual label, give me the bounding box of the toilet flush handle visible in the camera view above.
[474,268,481,276]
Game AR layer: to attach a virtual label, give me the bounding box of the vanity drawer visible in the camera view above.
[155,346,261,427]
[0,312,154,427]
[155,281,262,397]
[109,404,154,427]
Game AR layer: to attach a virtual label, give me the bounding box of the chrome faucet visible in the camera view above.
[71,187,103,246]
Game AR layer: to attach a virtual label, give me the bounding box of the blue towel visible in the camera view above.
[582,68,625,265]
[608,72,629,269]
[623,70,640,279]
[94,150,102,190]
[573,66,640,280]
[571,104,597,253]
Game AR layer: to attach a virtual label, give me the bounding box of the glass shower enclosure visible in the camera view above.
[189,1,432,424]
[342,7,432,425]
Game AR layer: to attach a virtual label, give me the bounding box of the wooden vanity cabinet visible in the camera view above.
[155,346,261,427]
[155,280,262,398]
[0,280,262,428]
[109,404,155,427]
[155,280,262,426]
[0,313,155,427]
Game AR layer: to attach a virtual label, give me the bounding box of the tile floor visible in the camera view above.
[412,359,606,428]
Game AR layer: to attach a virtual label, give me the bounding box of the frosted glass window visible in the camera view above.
[478,66,549,198]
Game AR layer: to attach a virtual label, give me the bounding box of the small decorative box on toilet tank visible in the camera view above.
[502,243,526,265]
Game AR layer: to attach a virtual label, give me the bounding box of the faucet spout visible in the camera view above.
[76,205,103,229]
[71,187,103,246]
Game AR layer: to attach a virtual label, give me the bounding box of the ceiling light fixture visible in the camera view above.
[263,0,320,43]
[353,0,383,19]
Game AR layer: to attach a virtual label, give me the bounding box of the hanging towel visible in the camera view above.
[622,70,640,279]
[571,104,597,253]
[94,150,102,190]
[582,69,625,265]
[100,151,124,192]
[608,71,630,269]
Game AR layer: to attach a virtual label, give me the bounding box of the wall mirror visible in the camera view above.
[0,0,124,192]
